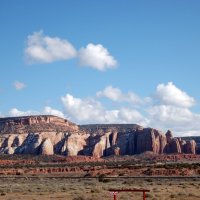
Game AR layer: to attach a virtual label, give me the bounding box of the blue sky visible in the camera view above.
[1,0,200,136]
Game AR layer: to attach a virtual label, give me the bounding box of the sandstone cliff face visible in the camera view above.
[40,138,54,155]
[0,115,198,156]
[136,129,155,154]
[166,130,173,143]
[126,128,167,155]
[166,138,181,154]
[184,140,196,154]
[159,133,167,154]
[65,133,89,156]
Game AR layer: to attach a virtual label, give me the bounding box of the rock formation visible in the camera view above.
[166,130,173,143]
[184,140,196,154]
[0,115,198,157]
[166,138,181,153]
[40,138,54,155]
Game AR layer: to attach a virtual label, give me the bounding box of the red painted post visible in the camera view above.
[113,193,117,200]
[143,191,146,200]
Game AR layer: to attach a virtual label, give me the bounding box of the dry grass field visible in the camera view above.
[0,177,199,200]
[0,155,199,199]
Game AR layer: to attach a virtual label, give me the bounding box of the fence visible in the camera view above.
[109,189,150,200]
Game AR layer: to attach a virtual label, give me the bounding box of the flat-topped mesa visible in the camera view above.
[0,117,198,156]
[0,115,78,134]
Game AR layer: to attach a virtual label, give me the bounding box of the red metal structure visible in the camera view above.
[109,189,150,200]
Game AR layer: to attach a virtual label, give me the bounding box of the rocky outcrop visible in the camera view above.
[0,115,198,156]
[166,138,181,153]
[129,128,167,154]
[92,132,112,157]
[166,130,173,143]
[128,131,136,155]
[14,133,42,154]
[184,140,196,154]
[180,136,200,154]
[136,128,156,154]
[65,133,88,156]
[159,133,167,154]
[40,138,54,155]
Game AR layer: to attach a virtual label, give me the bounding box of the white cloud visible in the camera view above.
[149,105,194,126]
[148,105,200,136]
[43,106,65,118]
[24,31,118,71]
[25,31,77,63]
[96,85,142,104]
[78,43,117,71]
[177,130,200,137]
[8,108,39,117]
[155,82,195,108]
[5,82,200,137]
[8,107,64,118]
[147,82,200,135]
[61,86,200,136]
[61,94,105,123]
[118,108,149,126]
[61,93,148,125]
[14,81,26,90]
[97,86,122,101]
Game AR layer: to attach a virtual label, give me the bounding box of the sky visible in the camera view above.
[1,0,200,136]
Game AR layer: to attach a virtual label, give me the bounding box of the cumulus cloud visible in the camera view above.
[97,86,122,101]
[14,81,26,90]
[8,108,39,116]
[148,105,200,136]
[61,93,148,125]
[61,94,105,123]
[43,106,65,118]
[78,43,117,71]
[8,107,64,118]
[25,31,77,63]
[155,82,195,108]
[24,31,118,71]
[118,108,149,126]
[147,82,200,136]
[96,85,142,104]
[95,83,200,135]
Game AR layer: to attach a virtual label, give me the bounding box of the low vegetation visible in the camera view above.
[0,177,199,200]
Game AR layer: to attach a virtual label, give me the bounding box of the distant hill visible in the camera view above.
[180,136,200,144]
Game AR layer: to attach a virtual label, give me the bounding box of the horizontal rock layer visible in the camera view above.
[0,115,78,134]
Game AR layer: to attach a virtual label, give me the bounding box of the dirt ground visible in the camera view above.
[0,177,199,200]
